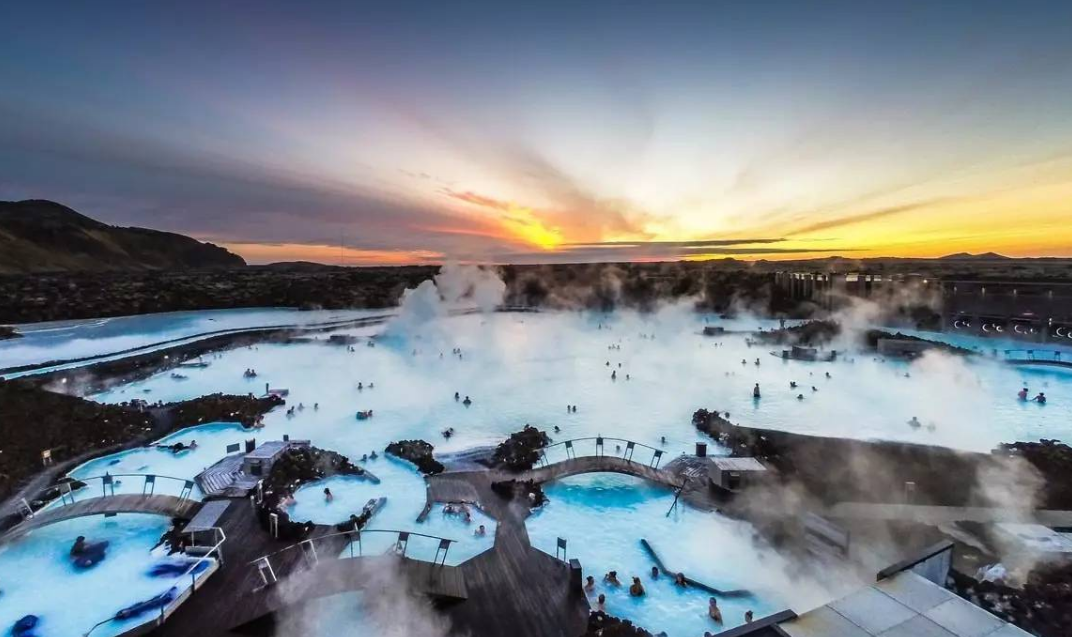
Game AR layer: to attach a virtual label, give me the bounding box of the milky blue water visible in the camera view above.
[1,307,392,373]
[0,514,211,637]
[286,473,496,565]
[527,473,847,636]
[9,308,1072,636]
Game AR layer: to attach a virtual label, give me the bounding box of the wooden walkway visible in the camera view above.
[232,555,468,630]
[1,494,200,542]
[516,455,682,489]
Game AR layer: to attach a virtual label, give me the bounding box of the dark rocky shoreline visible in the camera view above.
[0,379,283,514]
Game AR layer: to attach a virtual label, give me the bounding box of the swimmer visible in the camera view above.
[629,577,646,597]
[908,416,922,428]
[314,403,319,411]
[554,425,561,433]
[611,370,617,380]
[324,487,333,502]
[370,450,378,460]
[189,440,198,449]
[789,381,797,389]
[597,593,606,612]
[361,454,368,462]
[474,524,486,537]
[674,572,688,587]
[811,386,818,392]
[753,383,761,399]
[651,566,659,579]
[463,396,472,406]
[358,382,363,390]
[369,383,374,389]
[1018,387,1029,401]
[604,570,621,586]
[796,393,804,400]
[660,436,666,444]
[1035,392,1047,404]
[454,392,460,401]
[825,372,831,379]
[745,610,754,623]
[585,575,596,592]
[709,597,723,623]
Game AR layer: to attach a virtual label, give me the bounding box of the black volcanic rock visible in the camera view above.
[490,426,551,472]
[385,439,444,474]
[0,199,245,273]
[0,325,19,340]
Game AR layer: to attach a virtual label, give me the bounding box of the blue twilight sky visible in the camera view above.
[2,1,1071,264]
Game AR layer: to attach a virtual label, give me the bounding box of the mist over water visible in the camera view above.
[12,282,1072,636]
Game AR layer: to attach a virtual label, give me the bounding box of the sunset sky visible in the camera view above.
[2,1,1071,264]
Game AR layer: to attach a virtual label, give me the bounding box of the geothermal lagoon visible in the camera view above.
[1,305,1070,637]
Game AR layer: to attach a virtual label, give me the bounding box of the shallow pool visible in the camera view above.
[0,514,209,637]
[287,471,496,565]
[527,473,850,636]
[60,422,254,502]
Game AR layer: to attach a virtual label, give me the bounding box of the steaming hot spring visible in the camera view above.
[1,273,1069,637]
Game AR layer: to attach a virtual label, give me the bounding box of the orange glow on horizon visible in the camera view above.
[219,242,443,266]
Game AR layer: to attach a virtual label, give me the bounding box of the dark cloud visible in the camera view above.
[0,102,497,253]
[784,199,951,236]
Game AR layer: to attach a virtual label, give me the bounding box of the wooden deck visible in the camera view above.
[232,555,468,630]
[1,494,200,543]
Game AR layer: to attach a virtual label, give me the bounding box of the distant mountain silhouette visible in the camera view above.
[938,251,1010,260]
[0,200,245,273]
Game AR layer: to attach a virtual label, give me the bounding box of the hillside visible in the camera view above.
[0,199,245,273]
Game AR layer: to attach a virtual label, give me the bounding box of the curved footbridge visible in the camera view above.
[1,473,200,543]
[1002,348,1072,369]
[519,437,684,488]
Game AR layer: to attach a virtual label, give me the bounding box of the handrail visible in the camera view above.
[250,527,458,566]
[537,437,667,468]
[83,526,226,636]
[540,436,664,455]
[60,473,196,503]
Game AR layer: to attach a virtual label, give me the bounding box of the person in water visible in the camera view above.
[584,575,596,592]
[597,593,606,612]
[745,610,754,623]
[474,524,486,537]
[629,577,646,597]
[1035,392,1047,404]
[908,416,922,428]
[463,396,472,406]
[753,383,761,399]
[324,487,333,502]
[1018,387,1029,400]
[709,597,723,623]
[604,571,621,586]
[651,565,659,579]
[674,572,688,587]
[454,392,460,401]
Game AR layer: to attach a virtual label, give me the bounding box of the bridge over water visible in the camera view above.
[1002,348,1072,369]
[1,473,200,543]
[520,437,683,488]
